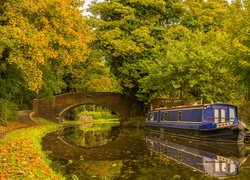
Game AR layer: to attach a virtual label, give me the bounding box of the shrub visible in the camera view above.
[0,99,18,126]
[79,110,118,119]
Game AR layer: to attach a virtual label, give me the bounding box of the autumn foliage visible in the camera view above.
[0,119,62,179]
[0,0,92,94]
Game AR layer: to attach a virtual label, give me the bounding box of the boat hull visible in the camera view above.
[144,124,247,143]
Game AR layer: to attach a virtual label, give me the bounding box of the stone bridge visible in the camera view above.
[33,92,135,123]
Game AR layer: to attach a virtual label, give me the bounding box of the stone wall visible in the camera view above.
[33,92,134,123]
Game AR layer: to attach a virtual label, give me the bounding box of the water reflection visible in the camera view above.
[42,124,250,179]
[62,123,120,147]
[145,133,248,178]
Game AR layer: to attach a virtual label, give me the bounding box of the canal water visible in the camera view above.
[42,122,250,179]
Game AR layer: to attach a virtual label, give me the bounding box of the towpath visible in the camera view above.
[0,110,36,138]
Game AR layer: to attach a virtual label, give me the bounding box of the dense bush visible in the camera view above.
[238,100,250,124]
[79,111,118,119]
[63,105,119,121]
[0,99,18,126]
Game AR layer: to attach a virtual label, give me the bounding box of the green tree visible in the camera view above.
[225,0,250,100]
[138,29,234,102]
[136,0,236,102]
[89,0,183,99]
[89,0,237,103]
[180,0,230,32]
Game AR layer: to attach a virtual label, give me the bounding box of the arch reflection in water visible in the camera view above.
[62,123,120,147]
[145,134,248,178]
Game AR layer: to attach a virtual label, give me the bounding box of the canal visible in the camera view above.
[42,122,250,179]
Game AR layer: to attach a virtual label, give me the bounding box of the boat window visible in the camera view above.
[164,112,168,121]
[214,109,219,123]
[230,164,236,173]
[221,109,226,123]
[160,112,164,121]
[157,112,161,122]
[154,112,158,121]
[178,111,182,121]
[150,113,154,121]
[229,108,236,121]
[215,160,220,172]
[221,163,227,172]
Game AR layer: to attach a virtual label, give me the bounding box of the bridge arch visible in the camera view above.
[58,102,119,120]
[33,92,134,123]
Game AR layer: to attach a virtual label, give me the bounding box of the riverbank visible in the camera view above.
[0,118,64,179]
[0,121,30,137]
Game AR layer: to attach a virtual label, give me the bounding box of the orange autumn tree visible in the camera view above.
[0,0,92,98]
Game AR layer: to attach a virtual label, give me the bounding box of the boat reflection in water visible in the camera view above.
[145,133,249,178]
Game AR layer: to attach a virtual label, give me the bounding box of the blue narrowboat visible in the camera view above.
[145,103,248,143]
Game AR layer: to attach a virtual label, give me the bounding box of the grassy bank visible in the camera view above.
[0,118,64,179]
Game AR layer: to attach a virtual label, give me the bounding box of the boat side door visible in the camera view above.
[220,109,226,123]
[214,108,226,123]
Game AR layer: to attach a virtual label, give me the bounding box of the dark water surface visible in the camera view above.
[42,123,250,179]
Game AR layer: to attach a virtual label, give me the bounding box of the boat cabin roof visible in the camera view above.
[152,103,237,112]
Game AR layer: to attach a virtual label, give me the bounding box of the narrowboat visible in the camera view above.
[145,135,248,178]
[145,103,248,143]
